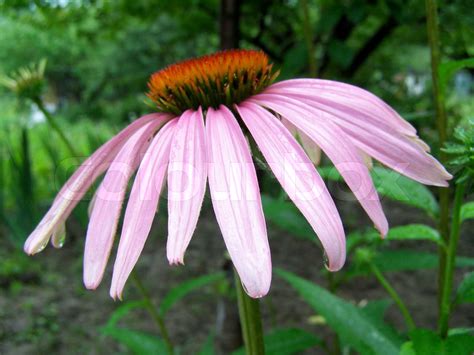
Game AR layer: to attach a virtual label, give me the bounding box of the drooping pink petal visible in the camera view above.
[236,102,346,271]
[206,106,271,298]
[167,108,207,265]
[24,113,171,255]
[281,118,321,165]
[267,79,417,136]
[250,95,389,236]
[110,119,177,299]
[258,93,451,186]
[84,120,164,289]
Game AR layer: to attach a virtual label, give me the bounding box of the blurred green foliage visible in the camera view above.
[0,1,473,353]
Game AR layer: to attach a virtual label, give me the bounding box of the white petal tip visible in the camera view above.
[168,259,185,266]
[84,278,101,290]
[325,255,345,272]
[167,252,185,266]
[245,286,270,299]
[376,223,389,238]
[111,293,123,301]
[240,274,272,299]
[24,239,48,255]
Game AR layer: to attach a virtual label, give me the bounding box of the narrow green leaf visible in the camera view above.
[371,168,439,217]
[276,269,399,355]
[439,58,474,95]
[101,326,167,354]
[455,272,474,304]
[159,272,224,316]
[449,328,474,336]
[232,328,322,355]
[461,202,474,222]
[106,300,147,328]
[403,329,474,355]
[387,224,444,246]
[198,333,216,355]
[261,195,314,241]
[445,333,474,355]
[348,250,474,276]
[318,167,439,217]
[359,300,404,347]
[409,329,443,355]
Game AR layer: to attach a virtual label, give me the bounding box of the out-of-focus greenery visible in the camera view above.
[0,1,473,353]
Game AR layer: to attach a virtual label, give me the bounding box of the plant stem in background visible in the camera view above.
[300,0,317,77]
[131,271,174,354]
[425,0,451,318]
[234,271,265,355]
[370,263,416,332]
[438,182,466,337]
[32,97,79,157]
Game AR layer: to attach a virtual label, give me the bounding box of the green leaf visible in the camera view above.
[359,299,404,347]
[106,300,147,328]
[449,328,474,336]
[198,333,216,355]
[349,250,474,275]
[232,328,322,355]
[101,326,168,354]
[375,251,474,272]
[159,272,224,316]
[461,202,474,222]
[318,167,439,217]
[276,269,399,355]
[455,272,474,304]
[402,329,474,355]
[439,58,474,96]
[261,195,314,241]
[445,333,474,355]
[387,224,444,247]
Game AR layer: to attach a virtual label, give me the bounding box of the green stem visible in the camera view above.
[300,0,317,77]
[425,0,451,318]
[438,182,466,337]
[32,97,79,157]
[370,263,416,332]
[234,270,265,355]
[131,271,174,354]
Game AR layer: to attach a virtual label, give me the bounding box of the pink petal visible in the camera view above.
[236,102,346,271]
[24,113,171,255]
[260,93,451,186]
[206,106,271,298]
[250,96,389,236]
[281,118,321,165]
[268,79,416,136]
[84,120,164,289]
[110,119,177,299]
[167,108,207,265]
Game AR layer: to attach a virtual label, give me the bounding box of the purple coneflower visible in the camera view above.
[24,50,451,298]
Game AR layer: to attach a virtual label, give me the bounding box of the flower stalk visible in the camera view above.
[425,0,451,319]
[438,182,466,337]
[131,271,174,354]
[300,0,317,77]
[370,263,416,332]
[32,96,79,157]
[234,270,265,355]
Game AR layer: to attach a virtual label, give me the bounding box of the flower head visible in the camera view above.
[0,59,47,100]
[24,50,451,299]
[147,50,278,114]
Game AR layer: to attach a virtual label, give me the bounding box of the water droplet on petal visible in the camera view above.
[57,234,66,248]
[323,251,330,270]
[34,240,48,253]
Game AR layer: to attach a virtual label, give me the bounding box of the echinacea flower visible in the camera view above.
[24,50,451,298]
